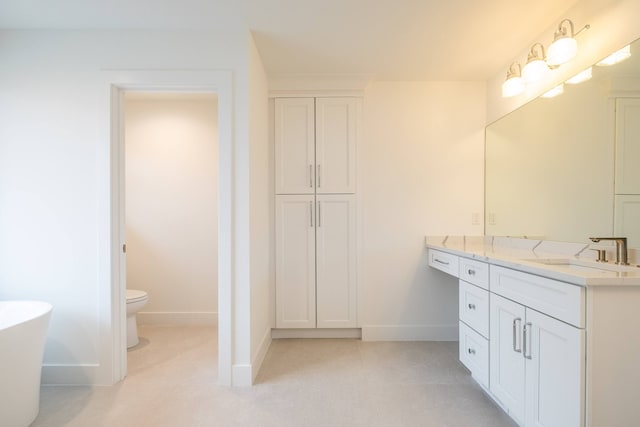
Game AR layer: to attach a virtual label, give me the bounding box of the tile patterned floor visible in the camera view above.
[32,325,516,427]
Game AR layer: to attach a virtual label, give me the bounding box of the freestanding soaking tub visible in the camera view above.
[0,301,52,427]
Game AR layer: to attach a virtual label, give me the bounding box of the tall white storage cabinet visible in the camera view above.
[614,98,640,247]
[274,97,360,330]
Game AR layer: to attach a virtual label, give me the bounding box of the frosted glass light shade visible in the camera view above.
[596,45,631,66]
[502,76,524,97]
[522,59,549,83]
[541,84,564,98]
[566,67,592,84]
[547,37,578,66]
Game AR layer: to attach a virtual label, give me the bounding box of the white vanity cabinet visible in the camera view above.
[428,243,640,427]
[428,249,459,277]
[490,265,585,427]
[490,293,584,427]
[457,258,490,388]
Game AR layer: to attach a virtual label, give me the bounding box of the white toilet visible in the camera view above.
[126,289,149,348]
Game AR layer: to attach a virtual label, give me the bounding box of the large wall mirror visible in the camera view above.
[485,39,640,247]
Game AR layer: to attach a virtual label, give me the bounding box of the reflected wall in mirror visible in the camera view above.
[486,39,640,247]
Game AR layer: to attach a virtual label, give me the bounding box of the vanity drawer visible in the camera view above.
[428,249,459,277]
[490,265,585,328]
[459,280,489,338]
[459,258,489,289]
[459,321,489,388]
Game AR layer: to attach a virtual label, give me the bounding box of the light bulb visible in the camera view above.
[522,59,549,83]
[547,37,578,66]
[502,76,524,97]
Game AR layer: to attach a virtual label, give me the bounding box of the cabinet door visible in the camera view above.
[316,195,357,328]
[525,309,584,427]
[275,195,316,328]
[315,98,358,194]
[614,195,640,248]
[615,98,640,194]
[490,293,526,425]
[275,98,315,194]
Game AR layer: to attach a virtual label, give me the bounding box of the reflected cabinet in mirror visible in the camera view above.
[486,39,640,247]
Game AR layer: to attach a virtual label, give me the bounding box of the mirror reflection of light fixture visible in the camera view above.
[596,45,631,66]
[566,67,593,84]
[522,43,550,83]
[502,63,524,97]
[541,84,564,98]
[547,20,590,66]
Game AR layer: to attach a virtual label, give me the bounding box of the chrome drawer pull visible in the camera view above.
[309,164,313,188]
[468,348,476,355]
[468,303,476,310]
[434,258,450,265]
[467,269,476,275]
[513,318,522,353]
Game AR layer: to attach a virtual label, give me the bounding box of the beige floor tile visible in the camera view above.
[33,326,517,427]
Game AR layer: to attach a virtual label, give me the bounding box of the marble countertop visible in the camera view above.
[426,236,640,286]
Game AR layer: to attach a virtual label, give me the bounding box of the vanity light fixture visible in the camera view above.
[502,63,525,97]
[596,45,631,66]
[566,67,592,84]
[541,84,564,98]
[522,43,550,83]
[547,20,590,66]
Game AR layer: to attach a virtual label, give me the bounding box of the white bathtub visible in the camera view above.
[0,301,52,427]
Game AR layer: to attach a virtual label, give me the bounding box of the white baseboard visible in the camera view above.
[271,328,362,339]
[251,327,272,383]
[137,311,218,326]
[361,325,457,341]
[231,364,253,387]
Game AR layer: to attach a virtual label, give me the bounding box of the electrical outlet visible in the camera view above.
[472,212,480,225]
[487,212,496,225]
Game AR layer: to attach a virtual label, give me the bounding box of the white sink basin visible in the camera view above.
[522,258,640,274]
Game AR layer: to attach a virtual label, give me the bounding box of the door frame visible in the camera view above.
[108,70,233,385]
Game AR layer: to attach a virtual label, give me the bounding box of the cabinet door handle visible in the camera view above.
[434,258,450,265]
[317,201,322,227]
[467,269,476,276]
[467,303,476,310]
[309,165,313,188]
[309,201,313,227]
[512,318,522,353]
[317,164,321,188]
[467,348,476,355]
[523,322,532,360]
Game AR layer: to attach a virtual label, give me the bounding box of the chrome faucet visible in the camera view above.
[588,237,629,265]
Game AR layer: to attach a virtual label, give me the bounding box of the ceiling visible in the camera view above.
[0,0,580,80]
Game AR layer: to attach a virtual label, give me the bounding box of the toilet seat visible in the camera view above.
[126,289,148,304]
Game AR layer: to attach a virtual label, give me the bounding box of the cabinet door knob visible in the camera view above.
[467,269,476,275]
[467,348,476,355]
[468,303,476,310]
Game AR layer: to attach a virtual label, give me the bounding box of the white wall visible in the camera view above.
[248,35,272,382]
[487,0,640,123]
[124,94,218,324]
[360,81,486,340]
[0,29,262,385]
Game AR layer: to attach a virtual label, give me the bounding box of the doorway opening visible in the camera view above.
[109,74,233,385]
[122,92,219,378]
